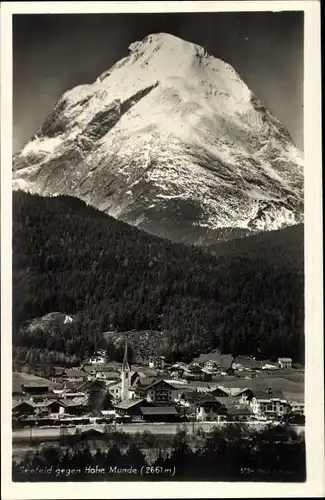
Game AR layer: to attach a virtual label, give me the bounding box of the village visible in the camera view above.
[12,341,305,437]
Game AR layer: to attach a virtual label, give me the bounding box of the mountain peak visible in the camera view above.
[125,31,211,83]
[128,32,186,50]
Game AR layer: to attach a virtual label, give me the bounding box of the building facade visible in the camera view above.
[277,358,292,369]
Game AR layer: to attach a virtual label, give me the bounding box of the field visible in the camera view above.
[12,372,61,395]
[215,374,303,401]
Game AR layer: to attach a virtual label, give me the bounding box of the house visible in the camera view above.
[132,379,179,403]
[248,388,290,418]
[51,367,66,382]
[21,383,50,396]
[13,399,54,418]
[210,387,230,398]
[226,405,252,422]
[101,409,116,419]
[128,377,156,398]
[169,369,185,379]
[64,369,86,383]
[114,398,153,419]
[148,356,165,370]
[212,396,253,421]
[196,396,228,422]
[12,401,36,417]
[204,360,219,371]
[58,399,88,416]
[62,380,79,391]
[108,382,122,400]
[183,366,213,382]
[177,391,205,407]
[195,384,215,393]
[87,355,106,365]
[289,401,305,415]
[45,397,88,416]
[171,362,188,370]
[46,400,68,415]
[277,357,292,369]
[30,393,60,403]
[140,406,179,422]
[234,388,254,404]
[31,402,52,417]
[232,363,245,371]
[95,367,120,380]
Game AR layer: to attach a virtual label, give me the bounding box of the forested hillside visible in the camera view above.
[13,191,304,364]
[206,224,304,268]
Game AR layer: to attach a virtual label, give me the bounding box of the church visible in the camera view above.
[109,340,179,404]
[108,339,144,401]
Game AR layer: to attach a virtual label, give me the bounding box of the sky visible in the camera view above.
[13,11,304,152]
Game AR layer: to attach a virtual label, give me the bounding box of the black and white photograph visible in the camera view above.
[1,1,323,498]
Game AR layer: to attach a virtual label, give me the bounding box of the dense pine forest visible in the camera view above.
[12,191,304,365]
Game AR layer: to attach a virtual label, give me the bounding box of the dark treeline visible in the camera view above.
[13,191,304,363]
[12,424,305,482]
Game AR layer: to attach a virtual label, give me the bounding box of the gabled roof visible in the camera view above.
[180,391,203,401]
[144,379,176,391]
[65,369,85,378]
[47,399,68,407]
[214,396,241,407]
[77,379,106,391]
[13,399,57,409]
[210,387,230,396]
[227,405,252,416]
[198,395,223,405]
[32,393,59,401]
[76,380,95,392]
[140,406,178,416]
[63,381,78,390]
[252,389,287,401]
[81,365,96,373]
[70,397,88,405]
[63,392,87,398]
[134,377,158,388]
[278,357,292,361]
[216,387,243,397]
[234,388,252,396]
[108,382,121,390]
[22,382,49,388]
[13,400,36,410]
[80,428,104,437]
[95,366,119,373]
[57,399,84,407]
[114,398,146,410]
[53,367,65,375]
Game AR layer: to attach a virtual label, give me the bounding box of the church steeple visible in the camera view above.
[122,339,130,372]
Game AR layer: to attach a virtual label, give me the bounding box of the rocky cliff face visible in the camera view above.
[13,33,304,244]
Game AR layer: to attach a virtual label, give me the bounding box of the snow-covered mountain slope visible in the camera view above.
[13,33,304,244]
